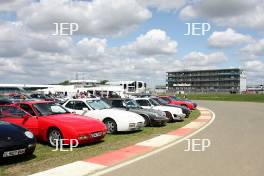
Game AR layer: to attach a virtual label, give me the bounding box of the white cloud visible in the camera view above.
[28,33,73,53]
[0,0,31,11]
[17,0,151,36]
[180,0,264,29]
[243,59,264,84]
[244,60,264,72]
[193,0,257,18]
[138,0,185,11]
[0,21,74,56]
[0,25,181,86]
[0,21,235,86]
[122,29,177,56]
[0,22,28,57]
[0,58,24,74]
[182,51,228,69]
[208,28,254,48]
[179,5,197,19]
[241,38,264,56]
[76,38,107,57]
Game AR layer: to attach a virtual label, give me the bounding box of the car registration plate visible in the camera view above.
[91,132,102,138]
[3,148,26,158]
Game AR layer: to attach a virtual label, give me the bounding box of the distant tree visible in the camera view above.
[59,80,70,85]
[100,80,109,85]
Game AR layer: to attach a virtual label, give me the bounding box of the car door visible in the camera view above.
[65,100,89,115]
[0,105,39,136]
[111,100,125,108]
[135,100,152,109]
[64,100,76,112]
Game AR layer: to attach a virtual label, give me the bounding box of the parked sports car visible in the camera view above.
[0,101,107,147]
[171,96,197,109]
[0,121,36,159]
[0,98,12,105]
[159,96,197,110]
[3,93,36,103]
[105,98,169,126]
[150,97,191,118]
[134,97,185,122]
[62,98,145,134]
[30,93,60,103]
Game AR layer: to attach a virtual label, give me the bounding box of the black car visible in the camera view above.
[30,93,57,102]
[151,97,191,118]
[0,98,12,105]
[0,121,36,160]
[105,98,169,126]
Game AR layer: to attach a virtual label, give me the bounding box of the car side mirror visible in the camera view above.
[22,114,31,119]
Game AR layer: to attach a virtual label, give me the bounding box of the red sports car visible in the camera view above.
[0,101,107,147]
[158,96,197,110]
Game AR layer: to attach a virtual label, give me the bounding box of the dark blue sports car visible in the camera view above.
[0,121,36,160]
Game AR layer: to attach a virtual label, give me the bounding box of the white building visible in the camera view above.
[0,80,147,98]
[106,81,146,94]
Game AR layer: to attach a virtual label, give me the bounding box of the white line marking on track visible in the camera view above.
[184,121,206,129]
[198,115,212,119]
[201,112,211,115]
[136,134,180,147]
[29,161,106,176]
[196,107,208,111]
[88,108,216,176]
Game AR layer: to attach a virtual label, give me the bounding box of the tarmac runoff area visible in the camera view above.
[29,106,214,176]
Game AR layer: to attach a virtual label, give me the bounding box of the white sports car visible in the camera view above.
[62,98,145,134]
[134,97,185,121]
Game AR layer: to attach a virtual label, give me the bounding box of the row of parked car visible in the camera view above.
[0,94,197,161]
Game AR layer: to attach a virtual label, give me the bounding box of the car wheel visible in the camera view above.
[181,104,188,108]
[140,114,150,126]
[164,111,173,122]
[26,149,35,156]
[104,119,117,134]
[48,128,63,147]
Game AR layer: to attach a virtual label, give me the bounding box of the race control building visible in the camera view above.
[167,68,246,93]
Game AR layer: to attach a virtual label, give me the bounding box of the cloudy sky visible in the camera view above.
[0,0,263,87]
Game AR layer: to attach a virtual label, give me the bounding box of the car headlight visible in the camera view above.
[78,135,88,140]
[129,123,136,128]
[24,131,34,139]
[153,113,162,119]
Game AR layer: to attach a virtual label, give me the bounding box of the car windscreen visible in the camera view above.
[149,99,160,106]
[151,98,162,105]
[155,98,168,104]
[159,97,171,102]
[33,103,69,116]
[171,96,181,100]
[124,99,141,108]
[0,99,12,105]
[86,100,111,110]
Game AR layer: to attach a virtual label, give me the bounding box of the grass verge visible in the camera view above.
[0,110,200,176]
[162,93,264,103]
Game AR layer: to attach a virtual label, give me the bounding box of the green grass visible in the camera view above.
[0,110,199,176]
[161,93,264,103]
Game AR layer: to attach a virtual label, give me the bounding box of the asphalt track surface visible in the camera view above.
[100,101,264,176]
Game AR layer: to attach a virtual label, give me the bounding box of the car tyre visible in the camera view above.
[164,111,173,122]
[103,119,117,134]
[181,104,188,108]
[140,114,150,126]
[48,128,63,147]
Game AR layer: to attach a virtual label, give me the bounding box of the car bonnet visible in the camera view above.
[43,114,105,131]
